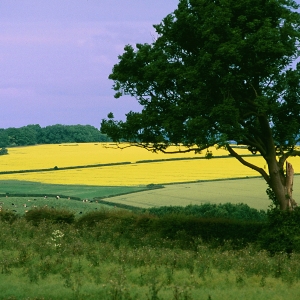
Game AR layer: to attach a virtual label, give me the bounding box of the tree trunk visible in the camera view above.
[269,160,297,210]
[285,161,297,210]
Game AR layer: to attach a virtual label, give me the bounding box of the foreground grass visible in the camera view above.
[0,210,300,300]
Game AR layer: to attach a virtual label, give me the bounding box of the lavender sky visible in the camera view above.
[0,0,178,129]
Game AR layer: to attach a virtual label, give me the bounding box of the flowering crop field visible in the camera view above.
[2,156,266,186]
[0,143,249,172]
[0,143,300,186]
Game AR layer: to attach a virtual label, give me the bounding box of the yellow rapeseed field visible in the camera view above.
[0,143,248,172]
[1,143,299,186]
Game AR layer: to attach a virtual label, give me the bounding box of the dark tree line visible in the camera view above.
[0,124,110,148]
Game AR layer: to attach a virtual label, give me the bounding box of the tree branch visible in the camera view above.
[104,142,213,154]
[278,149,300,169]
[226,144,270,184]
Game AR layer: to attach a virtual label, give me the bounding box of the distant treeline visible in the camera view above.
[0,124,111,147]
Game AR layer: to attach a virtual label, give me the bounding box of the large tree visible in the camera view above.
[101,0,300,210]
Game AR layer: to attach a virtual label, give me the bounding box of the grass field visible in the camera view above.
[1,176,298,211]
[100,177,274,210]
[0,180,147,199]
[0,196,112,216]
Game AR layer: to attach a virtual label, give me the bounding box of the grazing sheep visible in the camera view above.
[56,196,60,199]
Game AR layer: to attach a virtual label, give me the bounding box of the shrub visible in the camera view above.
[76,209,113,227]
[150,213,264,248]
[76,209,135,228]
[0,147,8,155]
[25,207,75,226]
[143,203,267,222]
[259,207,300,255]
[0,209,18,223]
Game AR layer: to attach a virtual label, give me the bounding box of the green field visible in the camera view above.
[0,180,147,199]
[0,196,114,216]
[2,176,299,211]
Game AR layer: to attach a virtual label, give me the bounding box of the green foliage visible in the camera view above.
[266,186,280,209]
[151,214,263,248]
[0,124,111,147]
[259,207,300,255]
[25,207,75,226]
[0,148,8,155]
[75,209,112,227]
[2,209,300,299]
[101,0,300,209]
[102,0,300,150]
[0,209,18,223]
[143,203,267,222]
[76,207,264,248]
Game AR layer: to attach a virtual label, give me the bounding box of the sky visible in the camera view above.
[0,0,179,129]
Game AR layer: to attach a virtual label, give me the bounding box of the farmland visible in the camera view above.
[0,143,293,186]
[1,143,300,209]
[1,143,300,299]
[0,143,250,172]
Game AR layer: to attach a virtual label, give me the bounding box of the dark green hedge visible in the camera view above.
[25,207,75,226]
[76,209,264,248]
[143,203,267,222]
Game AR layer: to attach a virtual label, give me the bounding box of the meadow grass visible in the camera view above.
[1,213,300,300]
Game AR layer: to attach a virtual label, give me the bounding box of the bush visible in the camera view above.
[149,213,264,248]
[0,147,8,155]
[76,209,135,228]
[0,209,18,223]
[25,207,75,226]
[259,207,300,255]
[144,203,267,222]
[76,209,111,227]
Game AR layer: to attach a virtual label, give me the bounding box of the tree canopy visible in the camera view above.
[0,124,110,147]
[101,0,300,210]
